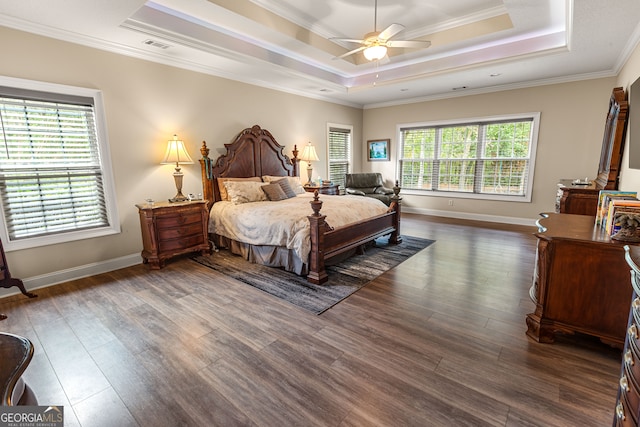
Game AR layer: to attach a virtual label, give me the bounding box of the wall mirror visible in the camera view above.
[595,86,628,189]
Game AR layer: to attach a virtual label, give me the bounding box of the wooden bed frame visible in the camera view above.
[199,124,402,284]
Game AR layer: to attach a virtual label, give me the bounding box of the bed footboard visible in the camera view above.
[307,186,402,285]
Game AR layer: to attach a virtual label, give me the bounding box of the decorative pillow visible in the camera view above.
[224,181,268,204]
[262,175,305,194]
[261,183,290,201]
[274,178,297,199]
[218,177,261,201]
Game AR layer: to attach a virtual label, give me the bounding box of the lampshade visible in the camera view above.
[161,135,194,165]
[299,142,319,162]
[363,45,387,61]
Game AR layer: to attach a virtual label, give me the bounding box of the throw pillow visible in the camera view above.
[262,175,305,194]
[224,181,268,204]
[218,177,262,201]
[261,183,289,201]
[274,178,297,199]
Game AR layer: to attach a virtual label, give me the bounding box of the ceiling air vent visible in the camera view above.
[142,39,171,49]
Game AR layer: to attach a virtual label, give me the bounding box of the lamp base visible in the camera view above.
[169,168,189,202]
[306,165,313,186]
[168,193,189,203]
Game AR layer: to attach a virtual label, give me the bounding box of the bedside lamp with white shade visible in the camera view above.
[161,134,194,202]
[299,142,319,186]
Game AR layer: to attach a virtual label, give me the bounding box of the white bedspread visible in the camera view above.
[209,192,389,262]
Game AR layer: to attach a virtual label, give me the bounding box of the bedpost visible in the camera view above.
[389,180,403,244]
[199,141,215,209]
[307,191,328,284]
[292,145,300,177]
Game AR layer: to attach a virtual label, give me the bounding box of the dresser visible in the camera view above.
[615,246,640,426]
[556,179,600,215]
[555,87,629,217]
[526,213,633,348]
[136,200,210,269]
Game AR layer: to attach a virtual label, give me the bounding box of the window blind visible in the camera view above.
[328,127,351,189]
[0,95,109,240]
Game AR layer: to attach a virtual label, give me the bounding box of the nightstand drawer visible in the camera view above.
[158,222,204,240]
[159,234,206,252]
[156,211,202,228]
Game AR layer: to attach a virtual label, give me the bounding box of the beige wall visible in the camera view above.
[0,26,362,283]
[362,78,617,222]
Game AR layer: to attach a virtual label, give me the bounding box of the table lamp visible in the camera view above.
[161,134,194,202]
[299,142,319,186]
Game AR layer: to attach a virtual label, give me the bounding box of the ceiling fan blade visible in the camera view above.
[378,23,404,41]
[332,45,367,60]
[386,40,431,49]
[330,37,366,44]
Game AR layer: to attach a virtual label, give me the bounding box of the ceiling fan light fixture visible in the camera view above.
[363,45,387,61]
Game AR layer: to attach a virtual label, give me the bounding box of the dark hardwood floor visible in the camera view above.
[0,213,622,426]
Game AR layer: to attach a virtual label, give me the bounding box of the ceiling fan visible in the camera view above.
[330,0,431,62]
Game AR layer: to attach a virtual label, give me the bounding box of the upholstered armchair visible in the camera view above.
[345,173,394,205]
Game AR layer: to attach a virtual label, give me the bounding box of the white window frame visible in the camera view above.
[396,112,540,202]
[326,122,353,190]
[0,76,120,251]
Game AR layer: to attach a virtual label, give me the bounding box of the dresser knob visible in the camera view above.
[621,374,630,392]
[617,402,626,420]
[625,349,634,366]
[629,324,638,340]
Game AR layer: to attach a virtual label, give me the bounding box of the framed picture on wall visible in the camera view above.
[367,139,390,161]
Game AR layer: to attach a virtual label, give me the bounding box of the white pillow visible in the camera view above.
[262,175,305,194]
[224,181,268,204]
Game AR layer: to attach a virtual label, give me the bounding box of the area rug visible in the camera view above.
[191,236,434,314]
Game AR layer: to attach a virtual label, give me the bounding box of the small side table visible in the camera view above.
[136,200,211,269]
[303,184,340,195]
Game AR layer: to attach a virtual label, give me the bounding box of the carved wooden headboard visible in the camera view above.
[200,125,299,207]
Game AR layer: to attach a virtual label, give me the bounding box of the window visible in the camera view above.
[0,77,119,250]
[327,123,352,189]
[398,113,539,201]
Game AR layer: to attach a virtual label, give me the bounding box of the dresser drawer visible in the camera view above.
[156,211,202,228]
[620,362,640,424]
[617,390,638,426]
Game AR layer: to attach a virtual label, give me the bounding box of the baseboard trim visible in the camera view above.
[402,207,538,227]
[0,253,142,299]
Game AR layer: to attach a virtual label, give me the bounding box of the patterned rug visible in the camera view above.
[191,235,434,314]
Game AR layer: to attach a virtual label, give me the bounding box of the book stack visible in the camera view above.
[596,190,640,235]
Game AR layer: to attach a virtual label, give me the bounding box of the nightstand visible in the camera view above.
[303,184,340,195]
[136,200,210,269]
